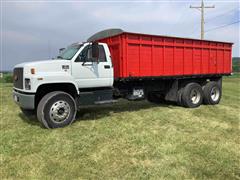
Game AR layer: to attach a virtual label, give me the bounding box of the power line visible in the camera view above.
[205,20,240,32]
[190,0,215,40]
[205,8,238,23]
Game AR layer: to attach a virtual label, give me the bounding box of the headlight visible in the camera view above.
[25,78,31,90]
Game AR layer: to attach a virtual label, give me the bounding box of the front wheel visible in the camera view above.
[37,91,77,129]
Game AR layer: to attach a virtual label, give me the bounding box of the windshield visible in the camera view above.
[57,44,82,60]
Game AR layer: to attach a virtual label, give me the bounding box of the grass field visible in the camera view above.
[1,76,240,179]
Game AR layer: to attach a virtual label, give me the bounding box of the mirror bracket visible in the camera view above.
[92,42,99,61]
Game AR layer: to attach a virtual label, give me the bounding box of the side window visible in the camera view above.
[76,44,106,62]
[98,45,107,62]
[77,45,92,62]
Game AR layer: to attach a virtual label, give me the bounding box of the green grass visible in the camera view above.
[1,76,240,179]
[0,73,13,83]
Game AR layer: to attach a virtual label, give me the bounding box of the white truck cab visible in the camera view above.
[13,42,114,128]
[14,42,113,93]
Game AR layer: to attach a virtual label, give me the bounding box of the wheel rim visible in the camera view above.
[210,87,220,102]
[190,89,201,104]
[49,100,71,123]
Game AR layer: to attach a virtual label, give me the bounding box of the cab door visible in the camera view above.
[72,43,113,89]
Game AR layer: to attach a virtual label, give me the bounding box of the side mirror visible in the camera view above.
[91,42,99,62]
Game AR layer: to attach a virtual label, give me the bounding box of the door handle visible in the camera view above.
[104,65,110,69]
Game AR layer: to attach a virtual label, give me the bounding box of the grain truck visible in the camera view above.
[13,29,233,128]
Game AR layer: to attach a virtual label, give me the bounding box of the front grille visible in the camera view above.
[13,67,23,89]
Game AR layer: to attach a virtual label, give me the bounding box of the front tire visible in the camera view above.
[37,91,77,129]
[203,81,222,105]
[182,83,203,108]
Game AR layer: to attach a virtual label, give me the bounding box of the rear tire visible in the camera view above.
[182,83,203,108]
[177,87,184,106]
[203,81,221,105]
[37,91,77,129]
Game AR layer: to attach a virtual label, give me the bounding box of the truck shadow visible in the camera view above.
[76,100,176,122]
[18,113,40,127]
[18,100,177,126]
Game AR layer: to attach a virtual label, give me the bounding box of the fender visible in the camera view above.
[30,72,79,94]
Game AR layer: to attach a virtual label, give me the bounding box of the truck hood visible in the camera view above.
[14,59,71,74]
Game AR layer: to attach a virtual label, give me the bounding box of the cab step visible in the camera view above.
[94,100,118,105]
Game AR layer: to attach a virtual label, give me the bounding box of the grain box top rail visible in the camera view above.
[87,28,233,45]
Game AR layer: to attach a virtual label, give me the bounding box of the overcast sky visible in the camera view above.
[1,0,239,71]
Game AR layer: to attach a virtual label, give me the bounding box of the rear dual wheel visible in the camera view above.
[178,81,221,108]
[181,83,203,108]
[203,81,221,105]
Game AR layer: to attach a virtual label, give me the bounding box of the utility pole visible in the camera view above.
[190,0,215,39]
